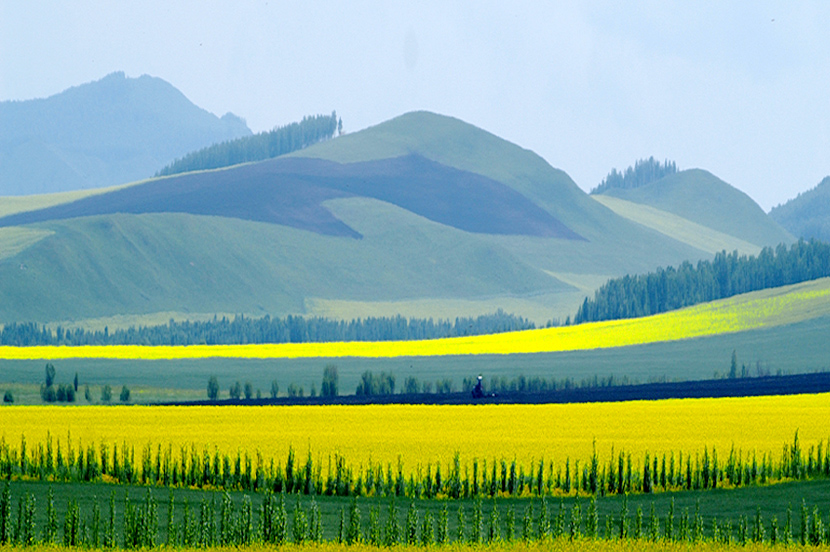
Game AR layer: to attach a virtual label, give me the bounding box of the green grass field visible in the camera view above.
[0,206,571,325]
[591,196,762,256]
[3,477,828,543]
[0,182,137,218]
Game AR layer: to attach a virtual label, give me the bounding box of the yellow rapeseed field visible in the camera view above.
[0,278,828,361]
[1,394,828,473]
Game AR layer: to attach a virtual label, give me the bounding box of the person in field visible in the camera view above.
[472,375,484,398]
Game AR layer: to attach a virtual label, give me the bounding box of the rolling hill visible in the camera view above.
[595,169,794,250]
[0,72,251,195]
[769,176,830,242]
[0,111,790,327]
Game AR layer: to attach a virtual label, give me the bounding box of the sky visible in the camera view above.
[1,1,828,210]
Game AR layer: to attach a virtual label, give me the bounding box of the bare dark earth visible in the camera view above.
[160,371,830,406]
[0,155,583,239]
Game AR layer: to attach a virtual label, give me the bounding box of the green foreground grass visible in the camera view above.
[2,542,829,552]
[2,478,830,544]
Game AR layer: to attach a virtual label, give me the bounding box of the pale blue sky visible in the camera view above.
[1,1,828,210]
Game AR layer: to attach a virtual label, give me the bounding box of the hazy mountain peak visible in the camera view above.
[0,73,251,195]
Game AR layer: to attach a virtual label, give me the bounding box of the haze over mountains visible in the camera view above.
[0,72,251,195]
[0,74,821,329]
[770,177,830,244]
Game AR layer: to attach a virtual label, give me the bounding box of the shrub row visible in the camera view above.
[3,483,830,548]
[0,433,826,500]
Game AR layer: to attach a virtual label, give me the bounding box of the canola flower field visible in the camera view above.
[1,394,829,484]
[0,279,828,361]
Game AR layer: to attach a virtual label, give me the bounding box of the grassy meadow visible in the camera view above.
[591,195,762,256]
[2,278,829,363]
[3,477,830,546]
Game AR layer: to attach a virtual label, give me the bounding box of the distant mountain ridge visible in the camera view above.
[770,176,830,242]
[0,72,251,195]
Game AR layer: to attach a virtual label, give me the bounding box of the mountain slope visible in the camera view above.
[592,194,763,256]
[293,112,710,271]
[0,154,580,240]
[0,72,251,195]
[291,111,611,238]
[0,111,726,326]
[0,208,569,324]
[769,176,830,242]
[598,169,793,248]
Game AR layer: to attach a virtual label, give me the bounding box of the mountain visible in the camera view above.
[0,112,740,327]
[769,176,830,242]
[594,168,794,252]
[0,72,251,195]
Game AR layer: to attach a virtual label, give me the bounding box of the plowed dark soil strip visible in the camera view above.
[0,155,582,239]
[161,371,830,406]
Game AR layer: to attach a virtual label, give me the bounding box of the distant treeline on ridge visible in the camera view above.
[0,310,535,347]
[575,239,830,324]
[155,111,340,177]
[591,156,678,194]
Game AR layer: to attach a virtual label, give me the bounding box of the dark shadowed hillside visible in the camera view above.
[0,155,581,240]
[0,72,251,195]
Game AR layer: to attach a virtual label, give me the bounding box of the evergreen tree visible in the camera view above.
[436,503,449,544]
[207,376,219,400]
[321,364,339,398]
[156,112,340,177]
[44,487,58,543]
[592,157,678,194]
[384,499,400,546]
[346,497,361,545]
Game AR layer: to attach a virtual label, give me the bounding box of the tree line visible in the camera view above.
[37,364,130,404]
[203,369,650,402]
[0,431,822,501]
[154,112,340,177]
[591,157,678,194]
[575,239,830,324]
[0,310,535,347]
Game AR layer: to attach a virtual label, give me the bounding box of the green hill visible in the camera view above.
[0,111,726,326]
[0,72,251,195]
[769,176,830,242]
[592,195,763,256]
[598,169,793,248]
[293,112,709,271]
[0,208,571,324]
